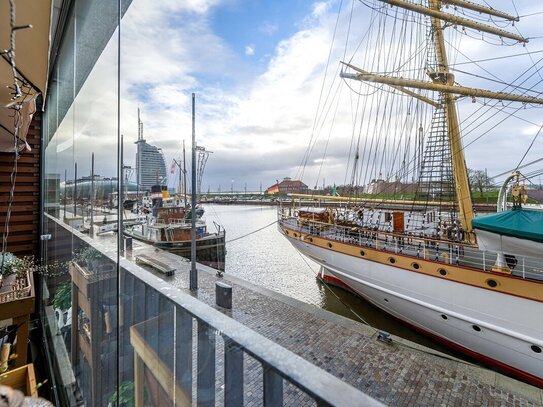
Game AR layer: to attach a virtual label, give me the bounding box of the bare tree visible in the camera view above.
[468,169,492,197]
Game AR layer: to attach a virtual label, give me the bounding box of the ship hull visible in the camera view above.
[283,231,543,387]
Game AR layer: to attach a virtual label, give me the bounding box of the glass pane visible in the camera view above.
[42,1,120,405]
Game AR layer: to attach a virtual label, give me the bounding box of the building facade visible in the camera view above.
[265,177,309,195]
[136,141,167,191]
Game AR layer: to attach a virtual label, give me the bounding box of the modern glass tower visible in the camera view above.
[135,109,167,191]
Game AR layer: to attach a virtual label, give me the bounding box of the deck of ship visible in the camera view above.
[125,239,542,406]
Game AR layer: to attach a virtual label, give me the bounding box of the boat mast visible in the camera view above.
[341,0,543,242]
[428,0,474,239]
[90,152,95,238]
[190,93,197,290]
[183,139,188,209]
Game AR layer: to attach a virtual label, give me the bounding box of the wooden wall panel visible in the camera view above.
[0,114,41,257]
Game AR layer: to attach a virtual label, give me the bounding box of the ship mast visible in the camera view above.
[341,0,543,241]
[429,0,473,240]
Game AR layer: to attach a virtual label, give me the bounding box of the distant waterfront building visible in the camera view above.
[266,177,309,195]
[62,179,138,200]
[364,179,417,195]
[135,109,167,191]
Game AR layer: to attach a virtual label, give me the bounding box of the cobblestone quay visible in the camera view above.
[128,243,542,406]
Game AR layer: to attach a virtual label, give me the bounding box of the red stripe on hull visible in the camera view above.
[320,273,355,293]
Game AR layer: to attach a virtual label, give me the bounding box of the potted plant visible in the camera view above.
[75,246,115,274]
[0,252,23,289]
[0,253,33,302]
[109,381,135,407]
[77,247,101,271]
[0,253,36,369]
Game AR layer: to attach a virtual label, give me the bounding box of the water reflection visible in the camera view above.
[204,203,469,358]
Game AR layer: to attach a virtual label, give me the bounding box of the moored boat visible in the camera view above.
[125,203,226,271]
[279,0,543,387]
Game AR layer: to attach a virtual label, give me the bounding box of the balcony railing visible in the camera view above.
[125,258,382,406]
[43,214,382,406]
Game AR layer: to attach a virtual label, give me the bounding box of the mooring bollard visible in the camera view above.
[216,281,232,309]
[125,236,133,253]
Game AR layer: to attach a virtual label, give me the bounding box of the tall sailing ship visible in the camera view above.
[279,0,543,387]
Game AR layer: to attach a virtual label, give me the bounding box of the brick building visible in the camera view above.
[265,177,309,195]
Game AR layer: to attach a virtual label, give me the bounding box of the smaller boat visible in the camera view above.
[124,203,226,271]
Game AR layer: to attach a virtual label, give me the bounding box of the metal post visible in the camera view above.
[119,135,124,256]
[63,168,67,219]
[176,308,193,405]
[190,93,198,290]
[90,153,94,237]
[263,364,283,407]
[197,321,215,406]
[74,162,77,217]
[224,338,243,407]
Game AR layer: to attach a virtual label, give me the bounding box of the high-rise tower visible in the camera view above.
[134,109,167,191]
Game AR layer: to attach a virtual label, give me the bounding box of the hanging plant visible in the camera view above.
[109,381,135,407]
[53,282,71,312]
[0,253,23,277]
[76,246,104,272]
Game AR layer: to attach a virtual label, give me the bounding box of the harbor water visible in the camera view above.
[203,203,468,358]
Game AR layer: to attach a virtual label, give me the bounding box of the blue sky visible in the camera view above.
[60,0,543,192]
[211,0,314,64]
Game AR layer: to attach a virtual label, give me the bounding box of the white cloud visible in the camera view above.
[259,21,278,36]
[311,2,330,19]
[46,0,543,190]
[244,45,255,56]
[152,0,222,15]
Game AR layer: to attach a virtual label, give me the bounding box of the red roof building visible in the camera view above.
[265,177,309,195]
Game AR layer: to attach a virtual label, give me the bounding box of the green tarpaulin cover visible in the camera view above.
[472,208,543,243]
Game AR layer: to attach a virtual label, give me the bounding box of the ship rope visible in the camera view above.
[295,248,485,366]
[298,0,347,182]
[293,0,543,241]
[1,0,35,271]
[225,220,278,244]
[204,202,278,244]
[515,125,543,171]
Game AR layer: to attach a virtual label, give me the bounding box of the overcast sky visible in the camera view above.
[58,0,543,192]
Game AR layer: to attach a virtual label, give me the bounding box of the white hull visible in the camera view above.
[285,236,543,384]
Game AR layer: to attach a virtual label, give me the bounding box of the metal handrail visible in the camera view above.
[45,213,382,406]
[126,258,383,406]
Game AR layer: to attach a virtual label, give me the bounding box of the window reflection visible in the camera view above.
[42,0,120,405]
